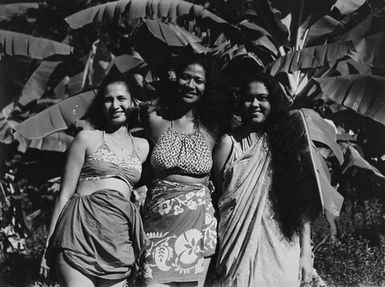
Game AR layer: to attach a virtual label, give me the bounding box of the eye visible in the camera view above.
[195,79,205,85]
[257,95,269,101]
[118,96,128,101]
[180,74,191,81]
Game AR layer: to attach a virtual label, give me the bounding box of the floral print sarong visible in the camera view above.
[142,180,217,284]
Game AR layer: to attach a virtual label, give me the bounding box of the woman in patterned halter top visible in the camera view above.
[40,74,150,287]
[141,54,232,287]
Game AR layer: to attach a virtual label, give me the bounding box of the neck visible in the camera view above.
[104,125,128,135]
[172,104,197,121]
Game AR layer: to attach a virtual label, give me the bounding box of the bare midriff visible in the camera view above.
[153,171,209,185]
[76,178,132,199]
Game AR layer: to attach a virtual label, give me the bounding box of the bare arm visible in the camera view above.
[299,220,313,285]
[40,131,88,276]
[212,135,232,196]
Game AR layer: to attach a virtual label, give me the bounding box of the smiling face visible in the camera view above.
[177,63,206,105]
[242,81,272,127]
[102,82,133,126]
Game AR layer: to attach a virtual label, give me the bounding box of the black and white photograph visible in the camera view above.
[0,0,384,286]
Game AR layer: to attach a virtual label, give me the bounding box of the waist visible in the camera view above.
[76,178,132,200]
[152,171,210,185]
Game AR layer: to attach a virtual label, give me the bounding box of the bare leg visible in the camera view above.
[56,251,95,287]
[197,257,211,287]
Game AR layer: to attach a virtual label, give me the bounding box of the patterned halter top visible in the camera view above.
[150,120,213,176]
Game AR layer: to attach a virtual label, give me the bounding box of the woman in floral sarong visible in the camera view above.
[142,54,231,287]
[213,73,322,287]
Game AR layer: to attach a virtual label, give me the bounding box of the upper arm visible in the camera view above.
[58,131,88,201]
[212,134,233,191]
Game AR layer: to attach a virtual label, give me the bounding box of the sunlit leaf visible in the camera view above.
[340,142,385,179]
[13,131,74,153]
[65,0,231,34]
[18,61,61,106]
[0,29,73,59]
[0,3,39,21]
[332,0,366,15]
[288,109,344,216]
[142,20,206,52]
[269,41,354,75]
[301,108,344,165]
[315,75,385,125]
[14,90,97,139]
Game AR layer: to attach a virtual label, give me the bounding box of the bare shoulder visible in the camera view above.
[74,130,103,154]
[132,136,150,163]
[217,134,233,147]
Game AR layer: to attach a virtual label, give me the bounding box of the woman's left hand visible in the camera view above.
[299,250,313,286]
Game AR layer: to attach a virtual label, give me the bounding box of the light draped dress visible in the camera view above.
[216,132,301,287]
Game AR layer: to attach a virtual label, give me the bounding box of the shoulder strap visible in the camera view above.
[102,130,106,144]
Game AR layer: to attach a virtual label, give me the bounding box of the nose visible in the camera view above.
[186,79,195,88]
[112,99,120,109]
[251,97,260,107]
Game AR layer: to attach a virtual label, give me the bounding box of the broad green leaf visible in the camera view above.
[315,75,385,125]
[13,131,74,153]
[113,54,146,74]
[142,20,205,52]
[18,61,61,106]
[337,12,385,44]
[340,142,385,179]
[0,29,73,60]
[0,3,39,21]
[305,15,342,46]
[301,108,344,165]
[269,41,354,75]
[335,58,372,75]
[289,109,344,216]
[65,0,231,34]
[332,0,366,16]
[14,90,97,139]
[350,31,385,68]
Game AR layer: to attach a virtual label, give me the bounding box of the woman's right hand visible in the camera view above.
[39,250,50,278]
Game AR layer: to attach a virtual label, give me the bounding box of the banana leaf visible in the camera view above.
[13,131,74,153]
[269,41,354,75]
[304,15,342,46]
[65,0,231,34]
[337,12,385,44]
[14,90,97,139]
[18,61,61,106]
[340,142,385,179]
[0,3,39,21]
[141,20,206,52]
[113,54,146,74]
[301,108,344,165]
[289,109,344,216]
[314,75,385,125]
[0,29,73,60]
[350,31,385,68]
[331,0,366,16]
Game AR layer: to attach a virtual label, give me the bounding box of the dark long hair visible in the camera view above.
[159,54,233,137]
[85,73,139,130]
[239,74,321,241]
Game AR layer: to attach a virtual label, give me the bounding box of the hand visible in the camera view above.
[40,254,50,279]
[299,250,313,285]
